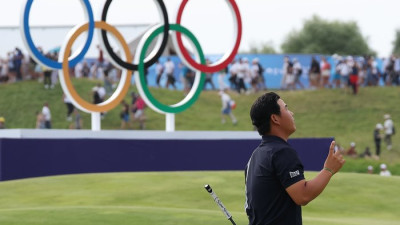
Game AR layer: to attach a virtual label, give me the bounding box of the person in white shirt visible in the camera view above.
[281,56,289,89]
[379,163,391,176]
[93,83,106,102]
[155,60,164,87]
[219,89,237,125]
[250,59,260,93]
[237,58,249,94]
[164,58,176,89]
[42,102,51,129]
[339,58,350,88]
[383,114,394,150]
[293,58,304,89]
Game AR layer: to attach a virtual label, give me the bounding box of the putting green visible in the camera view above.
[0,171,398,225]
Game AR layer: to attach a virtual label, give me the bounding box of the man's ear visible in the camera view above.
[271,114,280,125]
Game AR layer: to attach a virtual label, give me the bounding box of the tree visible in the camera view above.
[391,29,400,56]
[243,41,277,54]
[281,15,376,56]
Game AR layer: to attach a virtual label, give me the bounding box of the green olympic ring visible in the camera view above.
[135,24,206,114]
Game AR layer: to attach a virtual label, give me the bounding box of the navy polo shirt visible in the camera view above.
[245,135,305,225]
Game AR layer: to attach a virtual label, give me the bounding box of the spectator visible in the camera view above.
[120,100,130,129]
[320,56,331,88]
[345,142,357,158]
[367,165,374,174]
[92,86,101,105]
[374,123,383,158]
[309,56,320,89]
[203,59,215,90]
[339,57,350,89]
[103,66,113,96]
[74,62,83,78]
[384,55,395,86]
[42,58,53,89]
[97,44,104,68]
[13,47,24,81]
[63,94,74,121]
[333,58,342,88]
[379,163,392,177]
[228,59,239,90]
[41,102,51,129]
[132,94,146,130]
[69,109,83,129]
[285,60,295,90]
[0,59,9,83]
[383,114,394,150]
[293,58,304,89]
[371,57,380,86]
[218,66,229,91]
[92,84,106,118]
[155,60,164,88]
[242,58,251,93]
[35,111,45,129]
[250,58,260,93]
[255,58,267,91]
[164,58,176,89]
[349,60,360,95]
[281,56,290,90]
[81,61,90,78]
[219,89,237,125]
[359,147,372,158]
[236,58,248,93]
[0,117,5,129]
[181,63,194,94]
[89,62,97,79]
[96,83,106,102]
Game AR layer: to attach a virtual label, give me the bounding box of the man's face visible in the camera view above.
[277,99,296,135]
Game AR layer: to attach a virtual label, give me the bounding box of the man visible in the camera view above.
[245,92,345,225]
[155,60,164,88]
[383,114,394,150]
[219,89,237,125]
[164,58,176,89]
[42,102,51,129]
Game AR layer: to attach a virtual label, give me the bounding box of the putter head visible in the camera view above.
[204,184,212,193]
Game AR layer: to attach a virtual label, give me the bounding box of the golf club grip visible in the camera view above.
[204,184,232,219]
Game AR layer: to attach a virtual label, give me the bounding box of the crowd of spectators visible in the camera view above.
[4,46,400,95]
[280,54,400,93]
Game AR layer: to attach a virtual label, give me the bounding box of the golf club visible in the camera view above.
[204,184,236,225]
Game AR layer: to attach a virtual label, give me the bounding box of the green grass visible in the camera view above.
[1,81,400,173]
[0,171,398,225]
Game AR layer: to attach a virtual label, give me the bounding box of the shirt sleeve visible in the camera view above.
[272,147,305,189]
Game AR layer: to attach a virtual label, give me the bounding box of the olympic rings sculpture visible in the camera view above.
[20,0,242,115]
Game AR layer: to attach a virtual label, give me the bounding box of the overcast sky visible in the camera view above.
[1,0,400,57]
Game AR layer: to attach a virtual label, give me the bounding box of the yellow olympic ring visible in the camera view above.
[59,21,133,113]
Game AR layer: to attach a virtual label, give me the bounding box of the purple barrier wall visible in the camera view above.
[0,138,332,181]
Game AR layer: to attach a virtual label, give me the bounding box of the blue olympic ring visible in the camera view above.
[21,0,95,69]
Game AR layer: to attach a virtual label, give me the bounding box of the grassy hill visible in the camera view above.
[0,171,398,225]
[0,80,400,174]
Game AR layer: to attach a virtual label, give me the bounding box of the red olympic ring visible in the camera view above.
[175,0,242,73]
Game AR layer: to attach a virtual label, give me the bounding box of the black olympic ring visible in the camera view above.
[100,0,170,70]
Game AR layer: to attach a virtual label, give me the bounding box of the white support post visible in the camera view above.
[166,113,175,132]
[91,112,101,131]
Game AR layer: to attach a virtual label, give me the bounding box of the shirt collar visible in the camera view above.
[261,135,288,144]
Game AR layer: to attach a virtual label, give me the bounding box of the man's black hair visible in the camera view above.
[250,92,281,136]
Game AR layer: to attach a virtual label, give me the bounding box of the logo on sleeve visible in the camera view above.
[289,170,300,178]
